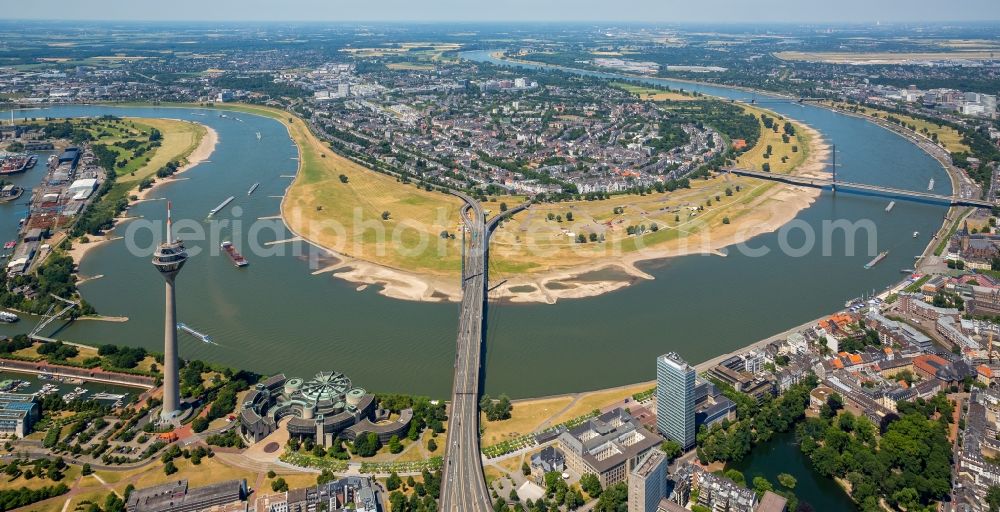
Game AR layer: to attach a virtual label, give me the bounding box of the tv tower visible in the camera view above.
[152,202,188,421]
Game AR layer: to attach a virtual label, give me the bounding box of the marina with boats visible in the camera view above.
[0,372,132,408]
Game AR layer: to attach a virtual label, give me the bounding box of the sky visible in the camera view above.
[5,0,1000,23]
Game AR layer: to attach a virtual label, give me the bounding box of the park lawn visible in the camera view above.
[133,355,161,374]
[488,171,775,272]
[92,466,147,486]
[10,344,45,361]
[267,472,317,490]
[389,429,446,462]
[613,81,696,102]
[483,466,505,487]
[479,195,529,220]
[733,104,811,174]
[386,62,436,71]
[211,103,465,275]
[128,456,256,490]
[63,489,113,512]
[828,101,969,153]
[0,465,81,492]
[116,118,207,185]
[495,454,528,476]
[545,382,654,427]
[28,116,205,183]
[487,102,809,274]
[480,395,574,447]
[17,496,69,512]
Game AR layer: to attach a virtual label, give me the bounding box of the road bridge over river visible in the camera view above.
[728,168,995,208]
[440,193,529,512]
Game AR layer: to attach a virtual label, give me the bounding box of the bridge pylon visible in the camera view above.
[831,143,837,192]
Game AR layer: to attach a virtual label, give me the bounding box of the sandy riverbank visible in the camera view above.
[292,121,829,304]
[500,123,829,304]
[130,122,218,203]
[65,123,218,267]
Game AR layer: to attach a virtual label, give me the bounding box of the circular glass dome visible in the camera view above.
[297,371,352,403]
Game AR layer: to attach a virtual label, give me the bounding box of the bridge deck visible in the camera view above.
[727,168,993,208]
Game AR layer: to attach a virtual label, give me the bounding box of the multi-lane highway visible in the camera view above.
[440,193,528,512]
[440,193,492,512]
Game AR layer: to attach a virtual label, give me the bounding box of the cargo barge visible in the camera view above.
[208,196,235,216]
[864,250,889,270]
[221,241,248,267]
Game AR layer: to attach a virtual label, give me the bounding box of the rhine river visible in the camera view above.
[0,58,950,407]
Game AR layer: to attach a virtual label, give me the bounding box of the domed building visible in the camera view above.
[239,371,412,447]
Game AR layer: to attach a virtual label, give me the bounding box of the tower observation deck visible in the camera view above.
[153,202,188,421]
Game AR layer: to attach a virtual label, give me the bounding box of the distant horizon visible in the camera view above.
[3,0,999,24]
[4,19,1000,25]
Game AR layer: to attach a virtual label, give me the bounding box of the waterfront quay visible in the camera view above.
[0,357,155,389]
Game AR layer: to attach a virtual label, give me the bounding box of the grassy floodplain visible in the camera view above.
[484,102,820,286]
[204,103,467,276]
[824,100,970,154]
[141,101,821,302]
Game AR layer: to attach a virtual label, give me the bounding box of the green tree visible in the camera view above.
[353,432,381,457]
[777,472,797,489]
[752,476,773,498]
[104,492,125,512]
[660,440,682,459]
[386,472,402,491]
[271,477,288,492]
[579,473,602,498]
[191,416,209,433]
[987,485,1000,512]
[388,435,403,454]
[724,469,746,486]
